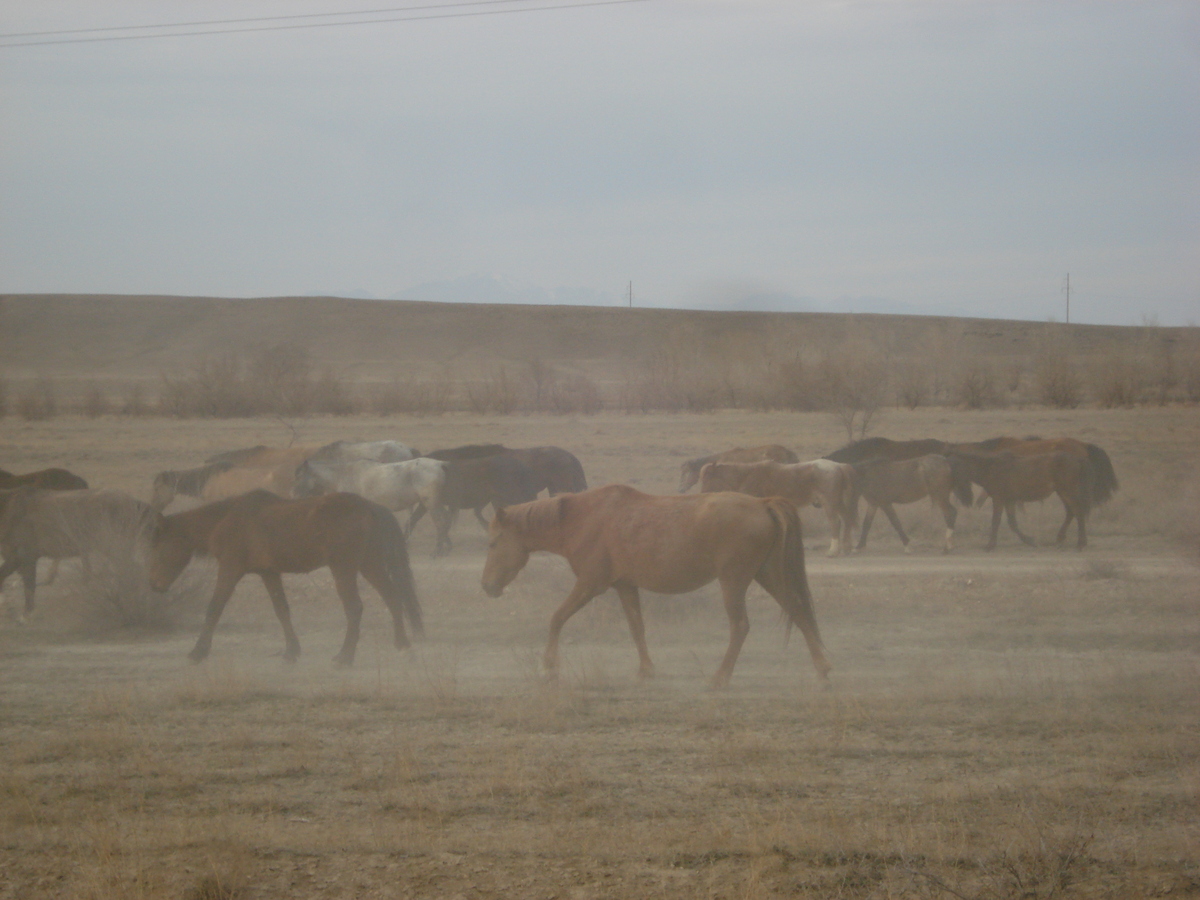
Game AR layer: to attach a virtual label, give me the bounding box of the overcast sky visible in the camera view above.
[1,0,1197,324]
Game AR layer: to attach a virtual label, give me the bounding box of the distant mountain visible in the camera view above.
[394,275,618,308]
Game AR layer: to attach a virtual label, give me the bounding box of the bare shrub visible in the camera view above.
[524,357,558,411]
[548,373,604,414]
[894,362,929,409]
[1092,352,1144,408]
[955,363,1003,409]
[1184,350,1200,404]
[120,383,152,417]
[310,367,356,415]
[830,357,888,440]
[372,376,453,416]
[17,378,58,420]
[0,377,8,418]
[1034,355,1083,409]
[1146,344,1178,406]
[467,367,519,415]
[81,383,110,418]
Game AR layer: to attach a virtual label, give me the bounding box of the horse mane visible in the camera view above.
[502,495,565,536]
[974,437,1012,450]
[425,444,508,461]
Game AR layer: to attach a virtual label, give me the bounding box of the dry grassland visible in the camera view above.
[1,407,1198,899]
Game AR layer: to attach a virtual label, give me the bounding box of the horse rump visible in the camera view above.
[1084,443,1118,505]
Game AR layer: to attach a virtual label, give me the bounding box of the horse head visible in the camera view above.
[678,459,703,493]
[292,459,331,497]
[481,506,531,598]
[145,515,193,592]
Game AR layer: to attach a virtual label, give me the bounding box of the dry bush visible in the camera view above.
[371,376,453,416]
[548,373,604,414]
[16,378,58,420]
[81,383,110,418]
[119,383,152,417]
[0,377,8,418]
[893,362,929,409]
[1034,355,1083,409]
[467,366,520,414]
[955,362,1003,409]
[1091,351,1144,407]
[618,351,721,413]
[524,357,557,411]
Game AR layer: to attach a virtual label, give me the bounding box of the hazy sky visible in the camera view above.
[1,0,1197,324]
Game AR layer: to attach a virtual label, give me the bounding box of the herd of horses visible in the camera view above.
[0,431,1118,687]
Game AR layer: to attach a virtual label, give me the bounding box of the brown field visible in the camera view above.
[1,402,1198,899]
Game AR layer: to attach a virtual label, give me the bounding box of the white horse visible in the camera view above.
[293,457,450,554]
[308,440,417,465]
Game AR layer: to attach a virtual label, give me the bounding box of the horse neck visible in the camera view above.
[511,498,568,555]
[172,499,238,547]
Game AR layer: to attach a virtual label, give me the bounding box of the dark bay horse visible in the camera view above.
[481,484,830,688]
[0,468,89,491]
[147,490,422,665]
[0,488,158,622]
[824,437,950,465]
[424,444,586,495]
[946,451,1094,550]
[678,445,798,493]
[852,455,973,553]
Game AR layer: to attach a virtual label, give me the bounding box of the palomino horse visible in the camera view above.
[293,457,450,555]
[481,484,830,688]
[852,455,973,553]
[698,459,858,556]
[147,490,422,666]
[946,450,1094,550]
[0,488,158,622]
[0,468,90,491]
[678,445,798,493]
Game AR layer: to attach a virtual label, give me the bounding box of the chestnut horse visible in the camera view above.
[852,455,974,553]
[698,459,858,556]
[964,437,1118,506]
[147,490,421,665]
[678,445,798,493]
[481,484,830,688]
[946,450,1094,549]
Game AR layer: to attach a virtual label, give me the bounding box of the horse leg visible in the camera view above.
[1006,503,1036,546]
[39,557,59,587]
[711,575,753,690]
[613,582,654,679]
[1055,501,1075,546]
[260,572,301,663]
[754,568,831,685]
[986,500,1002,551]
[544,580,602,681]
[473,505,489,529]
[404,504,425,537]
[190,567,243,663]
[0,555,20,618]
[938,497,957,553]
[821,503,842,557]
[331,566,364,667]
[856,503,877,551]
[880,503,910,553]
[432,506,452,557]
[360,559,410,651]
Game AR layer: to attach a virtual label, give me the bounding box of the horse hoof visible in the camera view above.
[187,649,209,664]
[903,544,913,555]
[332,655,354,668]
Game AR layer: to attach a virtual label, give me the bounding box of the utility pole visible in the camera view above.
[628,281,633,308]
[1063,273,1070,324]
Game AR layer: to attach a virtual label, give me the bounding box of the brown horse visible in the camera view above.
[678,445,798,493]
[0,467,89,491]
[147,490,421,665]
[698,459,858,556]
[962,437,1118,506]
[946,450,1094,550]
[852,455,974,553]
[481,484,830,688]
[0,488,158,622]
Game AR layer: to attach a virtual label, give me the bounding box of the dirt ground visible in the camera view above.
[1,407,1198,899]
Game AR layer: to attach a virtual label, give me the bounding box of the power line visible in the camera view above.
[0,0,647,49]
[1,0,546,39]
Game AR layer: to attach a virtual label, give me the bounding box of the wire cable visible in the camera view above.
[0,0,647,49]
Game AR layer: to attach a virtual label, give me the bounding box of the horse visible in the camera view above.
[203,445,318,468]
[961,437,1118,506]
[150,461,235,510]
[307,440,417,465]
[678,445,798,493]
[0,488,158,623]
[824,437,950,465]
[424,444,586,495]
[945,450,1094,550]
[146,490,422,666]
[293,457,450,554]
[406,454,543,553]
[698,459,858,557]
[0,467,90,491]
[481,484,830,688]
[852,455,974,553]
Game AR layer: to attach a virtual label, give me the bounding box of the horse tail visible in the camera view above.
[947,456,974,508]
[1075,455,1096,518]
[1084,443,1118,505]
[368,502,423,637]
[569,455,588,492]
[760,498,824,653]
[840,464,859,531]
